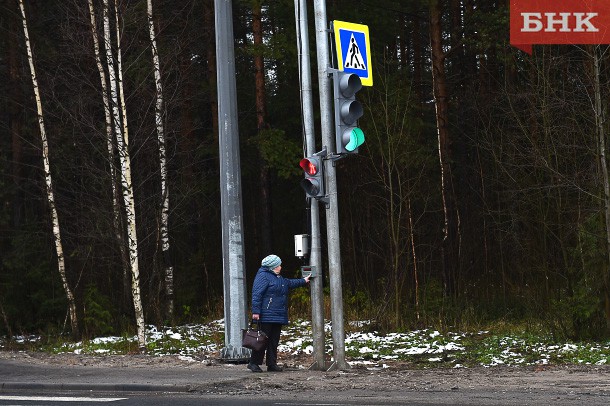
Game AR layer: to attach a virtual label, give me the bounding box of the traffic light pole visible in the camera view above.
[215,0,249,362]
[294,0,326,371]
[313,0,349,370]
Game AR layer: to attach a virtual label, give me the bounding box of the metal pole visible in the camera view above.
[215,0,249,361]
[312,0,349,370]
[294,0,326,371]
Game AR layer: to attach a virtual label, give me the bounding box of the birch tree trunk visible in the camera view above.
[103,0,146,351]
[110,0,134,303]
[87,0,131,311]
[147,0,173,321]
[18,0,79,337]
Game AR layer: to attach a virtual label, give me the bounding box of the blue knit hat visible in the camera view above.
[261,254,281,269]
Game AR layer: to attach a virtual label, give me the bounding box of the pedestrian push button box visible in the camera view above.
[300,265,316,278]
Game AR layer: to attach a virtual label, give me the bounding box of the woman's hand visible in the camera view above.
[304,275,311,284]
[252,313,260,320]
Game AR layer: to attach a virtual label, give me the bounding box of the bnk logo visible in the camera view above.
[521,13,598,33]
[510,0,610,54]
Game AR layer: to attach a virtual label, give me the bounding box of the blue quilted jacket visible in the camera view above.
[251,266,307,324]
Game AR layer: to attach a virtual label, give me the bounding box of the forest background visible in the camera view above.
[1,0,610,343]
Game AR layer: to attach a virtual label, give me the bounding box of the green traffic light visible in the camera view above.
[345,127,365,151]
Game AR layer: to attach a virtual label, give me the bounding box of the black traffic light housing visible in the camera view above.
[299,149,327,201]
[333,71,365,154]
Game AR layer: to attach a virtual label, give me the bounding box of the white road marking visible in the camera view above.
[0,395,126,402]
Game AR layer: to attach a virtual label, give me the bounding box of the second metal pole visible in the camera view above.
[215,0,249,362]
[294,0,326,370]
[312,0,349,370]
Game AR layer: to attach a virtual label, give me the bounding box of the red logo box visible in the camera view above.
[510,0,610,54]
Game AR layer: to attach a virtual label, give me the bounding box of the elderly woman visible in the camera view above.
[247,254,310,372]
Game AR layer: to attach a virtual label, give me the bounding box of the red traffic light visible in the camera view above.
[300,158,319,176]
[299,154,325,199]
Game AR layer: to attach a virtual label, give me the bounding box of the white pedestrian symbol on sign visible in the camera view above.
[344,34,366,70]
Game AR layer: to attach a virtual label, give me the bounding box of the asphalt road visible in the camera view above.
[0,392,410,406]
[2,353,610,405]
[0,388,604,406]
[0,395,437,406]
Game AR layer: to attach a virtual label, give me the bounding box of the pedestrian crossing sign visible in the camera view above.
[333,20,373,86]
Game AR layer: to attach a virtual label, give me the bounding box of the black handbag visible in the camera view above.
[242,321,268,351]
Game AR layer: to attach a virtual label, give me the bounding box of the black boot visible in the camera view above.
[247,362,263,373]
[267,364,283,372]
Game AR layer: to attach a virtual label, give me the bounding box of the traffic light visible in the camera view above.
[299,154,325,199]
[333,71,365,154]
